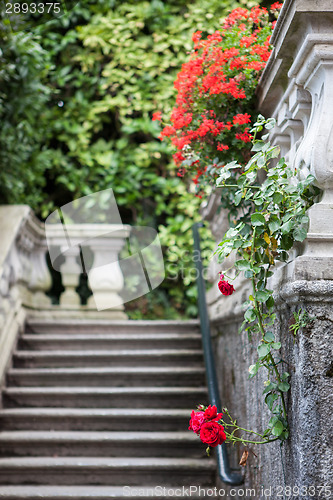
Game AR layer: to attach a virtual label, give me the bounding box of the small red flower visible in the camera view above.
[152,111,162,122]
[218,277,235,296]
[233,113,251,126]
[271,2,283,10]
[204,405,223,421]
[217,143,229,151]
[189,410,205,433]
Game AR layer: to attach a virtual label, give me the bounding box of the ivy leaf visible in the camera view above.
[251,213,266,226]
[281,372,290,380]
[271,342,281,350]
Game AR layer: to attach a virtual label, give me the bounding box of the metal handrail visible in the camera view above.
[192,222,243,486]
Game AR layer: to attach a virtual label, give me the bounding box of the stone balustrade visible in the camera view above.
[0,206,51,382]
[0,205,130,381]
[45,223,129,318]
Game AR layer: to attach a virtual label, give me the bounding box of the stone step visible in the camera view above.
[3,386,208,409]
[0,408,191,432]
[0,457,215,486]
[13,349,203,368]
[19,333,202,351]
[0,485,206,499]
[0,431,204,458]
[7,366,205,387]
[26,319,200,335]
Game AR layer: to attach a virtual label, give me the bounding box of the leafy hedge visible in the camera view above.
[0,0,260,317]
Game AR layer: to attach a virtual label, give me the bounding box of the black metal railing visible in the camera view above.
[192,222,243,486]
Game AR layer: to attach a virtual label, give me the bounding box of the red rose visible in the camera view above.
[188,410,205,433]
[200,421,226,447]
[218,279,235,296]
[204,405,223,422]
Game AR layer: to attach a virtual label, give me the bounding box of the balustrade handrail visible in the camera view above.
[192,222,243,486]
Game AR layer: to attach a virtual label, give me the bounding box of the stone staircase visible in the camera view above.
[0,319,215,499]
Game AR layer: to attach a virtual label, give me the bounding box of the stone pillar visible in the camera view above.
[257,0,333,493]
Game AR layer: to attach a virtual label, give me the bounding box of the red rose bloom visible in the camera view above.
[218,278,235,296]
[204,405,223,421]
[188,410,205,433]
[200,421,227,447]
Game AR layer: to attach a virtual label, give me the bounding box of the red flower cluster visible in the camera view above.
[218,274,235,296]
[152,111,162,122]
[157,4,281,188]
[189,405,226,448]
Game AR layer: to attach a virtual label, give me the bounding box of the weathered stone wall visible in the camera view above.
[204,1,333,497]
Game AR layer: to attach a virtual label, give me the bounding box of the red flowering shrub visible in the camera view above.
[159,4,281,197]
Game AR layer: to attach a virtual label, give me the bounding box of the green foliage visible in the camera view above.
[0,25,52,206]
[289,309,315,338]
[3,0,255,316]
[214,115,319,444]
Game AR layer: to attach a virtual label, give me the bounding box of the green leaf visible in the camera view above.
[235,259,251,271]
[268,416,279,428]
[249,362,260,378]
[271,420,284,436]
[258,344,270,359]
[244,307,257,322]
[293,226,307,242]
[251,141,265,152]
[278,381,290,392]
[280,234,294,250]
[256,290,271,302]
[251,213,266,226]
[234,190,243,206]
[271,342,281,350]
[281,372,290,380]
[263,382,277,394]
[264,331,275,342]
[265,119,276,130]
[268,218,280,233]
[265,393,278,410]
[280,219,294,234]
[266,296,275,308]
[273,192,283,204]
